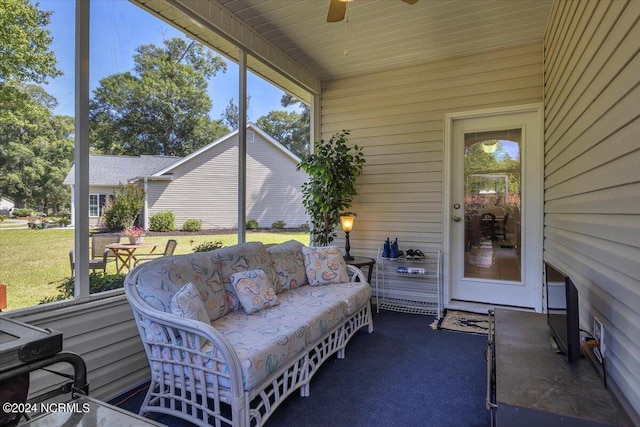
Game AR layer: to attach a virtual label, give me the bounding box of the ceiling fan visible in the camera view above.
[327,0,419,23]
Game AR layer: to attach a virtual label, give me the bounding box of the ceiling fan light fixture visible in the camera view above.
[328,0,417,23]
[482,140,498,154]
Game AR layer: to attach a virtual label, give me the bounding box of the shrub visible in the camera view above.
[149,211,176,232]
[271,220,286,229]
[39,272,126,304]
[300,222,310,231]
[193,241,224,253]
[12,208,32,217]
[182,218,202,232]
[246,219,259,230]
[102,183,145,230]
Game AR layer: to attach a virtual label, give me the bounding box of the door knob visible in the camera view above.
[453,215,461,222]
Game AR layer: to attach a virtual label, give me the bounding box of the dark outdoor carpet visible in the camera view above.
[110,309,489,427]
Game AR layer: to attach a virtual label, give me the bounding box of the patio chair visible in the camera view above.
[69,249,109,276]
[91,235,120,267]
[480,212,497,240]
[134,239,177,265]
[494,212,510,241]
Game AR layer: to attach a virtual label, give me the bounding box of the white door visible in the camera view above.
[446,105,543,309]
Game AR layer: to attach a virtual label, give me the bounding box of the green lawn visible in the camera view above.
[0,228,309,311]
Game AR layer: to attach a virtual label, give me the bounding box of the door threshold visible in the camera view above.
[446,300,537,314]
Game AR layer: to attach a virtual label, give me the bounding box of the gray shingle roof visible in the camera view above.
[63,154,181,186]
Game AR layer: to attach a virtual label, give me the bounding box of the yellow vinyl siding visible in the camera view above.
[321,43,543,257]
[544,0,640,419]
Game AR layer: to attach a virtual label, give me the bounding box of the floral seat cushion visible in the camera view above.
[211,280,370,389]
[277,281,371,343]
[211,304,308,389]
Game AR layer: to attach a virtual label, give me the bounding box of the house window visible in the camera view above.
[89,194,99,217]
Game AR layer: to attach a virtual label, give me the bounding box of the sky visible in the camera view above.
[40,0,297,121]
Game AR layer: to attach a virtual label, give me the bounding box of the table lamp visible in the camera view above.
[340,214,355,261]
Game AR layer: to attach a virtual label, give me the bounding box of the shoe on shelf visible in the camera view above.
[390,238,401,259]
[413,249,426,260]
[405,249,415,260]
[382,238,391,258]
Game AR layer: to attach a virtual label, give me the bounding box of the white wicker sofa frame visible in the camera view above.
[124,241,373,427]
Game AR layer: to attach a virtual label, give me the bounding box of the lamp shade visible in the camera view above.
[340,215,355,232]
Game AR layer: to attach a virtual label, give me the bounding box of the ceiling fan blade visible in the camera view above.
[403,0,419,4]
[327,0,346,23]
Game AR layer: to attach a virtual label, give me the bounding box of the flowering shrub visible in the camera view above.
[102,183,145,230]
[124,226,145,237]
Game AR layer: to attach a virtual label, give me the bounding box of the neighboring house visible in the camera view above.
[63,154,178,227]
[63,124,309,230]
[0,197,14,216]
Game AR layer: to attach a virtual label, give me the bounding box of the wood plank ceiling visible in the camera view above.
[215,0,553,82]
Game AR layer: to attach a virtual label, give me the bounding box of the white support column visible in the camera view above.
[143,177,149,230]
[237,50,247,244]
[311,92,321,152]
[69,187,76,227]
[74,0,90,298]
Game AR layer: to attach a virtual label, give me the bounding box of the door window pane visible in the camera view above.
[463,130,521,281]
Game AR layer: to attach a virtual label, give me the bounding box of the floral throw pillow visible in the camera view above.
[169,282,210,324]
[302,246,349,286]
[267,239,307,291]
[212,242,282,309]
[230,269,280,314]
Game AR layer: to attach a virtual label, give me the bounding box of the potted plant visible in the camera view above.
[297,130,365,246]
[123,226,145,244]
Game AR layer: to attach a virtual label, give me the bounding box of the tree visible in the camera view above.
[221,96,250,130]
[0,0,71,211]
[90,38,229,157]
[0,0,61,84]
[257,95,310,157]
[0,84,74,211]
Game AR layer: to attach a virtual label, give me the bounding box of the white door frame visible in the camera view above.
[443,103,544,313]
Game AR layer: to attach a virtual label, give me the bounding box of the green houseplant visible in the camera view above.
[297,130,365,246]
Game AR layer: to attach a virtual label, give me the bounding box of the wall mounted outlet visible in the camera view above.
[593,317,605,363]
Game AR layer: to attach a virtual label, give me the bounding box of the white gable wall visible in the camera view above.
[147,138,238,229]
[543,0,640,420]
[146,130,307,230]
[245,132,309,229]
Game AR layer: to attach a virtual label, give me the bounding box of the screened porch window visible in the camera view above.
[2,0,312,312]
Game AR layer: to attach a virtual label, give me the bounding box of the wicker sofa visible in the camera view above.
[124,240,373,427]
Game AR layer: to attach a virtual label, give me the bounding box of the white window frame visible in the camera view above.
[89,193,99,217]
